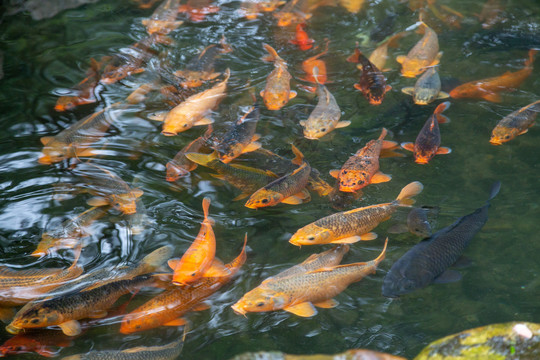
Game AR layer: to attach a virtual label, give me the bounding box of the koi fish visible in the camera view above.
[211,105,261,163]
[307,168,334,197]
[274,0,326,27]
[300,40,329,87]
[38,103,121,165]
[142,0,183,36]
[232,238,387,317]
[260,44,296,110]
[241,0,285,20]
[126,82,157,104]
[338,0,364,13]
[289,23,314,51]
[330,128,397,193]
[120,236,246,333]
[366,32,408,71]
[62,338,185,360]
[186,151,278,200]
[74,163,144,215]
[449,50,537,103]
[0,251,83,308]
[427,1,464,29]
[388,207,433,238]
[396,21,442,78]
[490,100,540,145]
[133,0,161,9]
[245,146,311,208]
[177,0,220,22]
[55,58,103,112]
[347,45,391,105]
[401,101,452,164]
[169,197,229,286]
[174,38,232,88]
[6,274,157,336]
[166,126,212,181]
[382,182,500,297]
[402,66,449,105]
[32,206,108,257]
[156,69,230,135]
[289,181,423,246]
[300,67,349,140]
[0,331,73,358]
[476,0,505,29]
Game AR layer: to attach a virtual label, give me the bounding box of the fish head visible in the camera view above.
[172,266,205,286]
[490,126,516,145]
[245,189,282,209]
[100,66,128,85]
[381,271,418,298]
[162,117,192,136]
[289,224,332,246]
[400,59,425,78]
[110,194,138,215]
[119,311,150,334]
[413,89,436,105]
[9,307,61,332]
[231,287,286,315]
[302,119,333,140]
[166,163,190,181]
[263,91,289,111]
[413,150,434,165]
[219,144,243,163]
[55,96,79,112]
[449,84,478,99]
[38,147,69,165]
[338,170,367,192]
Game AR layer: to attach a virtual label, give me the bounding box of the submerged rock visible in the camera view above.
[230,349,406,360]
[414,322,540,360]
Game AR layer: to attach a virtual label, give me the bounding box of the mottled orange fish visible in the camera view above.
[169,197,229,285]
[0,331,73,358]
[396,21,441,78]
[490,99,540,145]
[401,101,452,164]
[260,44,297,110]
[449,50,536,103]
[347,45,391,105]
[55,58,103,112]
[142,0,183,36]
[120,235,246,333]
[177,0,220,22]
[166,126,212,181]
[289,182,422,246]
[330,128,397,193]
[300,40,329,89]
[289,23,314,51]
[232,238,387,317]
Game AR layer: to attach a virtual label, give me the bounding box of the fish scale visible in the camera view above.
[62,339,184,360]
[317,203,396,237]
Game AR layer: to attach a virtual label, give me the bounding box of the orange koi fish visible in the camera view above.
[0,331,73,358]
[289,23,314,51]
[55,58,103,112]
[166,126,212,181]
[156,69,229,135]
[330,128,397,193]
[245,146,310,208]
[396,21,441,78]
[169,197,229,285]
[142,0,183,36]
[178,0,220,22]
[274,0,331,27]
[260,44,297,110]
[401,101,452,164]
[120,236,246,333]
[490,100,540,145]
[133,0,161,9]
[347,45,391,105]
[300,40,329,87]
[289,182,422,246]
[338,0,364,13]
[39,103,122,165]
[449,50,536,103]
[232,238,387,317]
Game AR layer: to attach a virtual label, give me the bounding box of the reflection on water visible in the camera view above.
[0,0,540,358]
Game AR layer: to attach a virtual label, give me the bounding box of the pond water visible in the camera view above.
[0,0,539,358]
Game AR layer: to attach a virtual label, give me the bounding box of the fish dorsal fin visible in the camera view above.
[201,258,231,277]
[290,145,304,165]
[40,136,55,145]
[284,302,317,317]
[168,258,181,270]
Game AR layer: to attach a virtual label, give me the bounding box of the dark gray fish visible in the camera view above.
[382,182,501,298]
[387,207,433,238]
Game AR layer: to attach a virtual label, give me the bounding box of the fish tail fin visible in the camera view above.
[395,181,424,206]
[386,31,407,49]
[140,245,173,271]
[185,151,219,166]
[346,42,362,63]
[68,243,83,269]
[262,44,281,63]
[312,66,321,84]
[434,101,451,115]
[202,197,211,223]
[222,68,231,82]
[487,181,501,203]
[291,144,304,165]
[228,233,248,271]
[374,237,388,265]
[525,49,537,68]
[378,127,388,141]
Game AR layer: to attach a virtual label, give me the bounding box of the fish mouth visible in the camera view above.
[244,202,257,209]
[489,139,503,146]
[161,131,178,136]
[288,238,301,247]
[231,304,247,317]
[414,159,429,165]
[37,156,55,165]
[303,134,320,140]
[5,324,22,335]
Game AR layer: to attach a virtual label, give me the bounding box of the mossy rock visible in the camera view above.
[230,349,405,360]
[414,322,540,360]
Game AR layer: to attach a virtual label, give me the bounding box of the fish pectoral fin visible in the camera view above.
[387,223,409,234]
[382,140,398,150]
[0,307,15,323]
[452,255,473,269]
[371,171,392,184]
[336,120,351,128]
[148,111,168,122]
[396,55,406,64]
[40,136,55,145]
[281,195,303,205]
[132,68,146,75]
[252,133,261,142]
[88,310,108,319]
[59,320,82,336]
[433,269,462,284]
[191,302,211,311]
[259,90,265,98]
[86,196,110,207]
[163,317,188,326]
[131,188,144,198]
[194,117,214,126]
[202,259,231,277]
[284,302,317,317]
[288,90,297,99]
[436,147,452,155]
[360,232,378,241]
[330,235,361,244]
[400,142,415,152]
[437,91,450,99]
[75,148,97,157]
[518,129,529,135]
[313,299,339,309]
[295,189,311,200]
[482,92,502,103]
[436,114,450,124]
[401,87,415,96]
[385,85,392,93]
[353,83,363,91]
[232,193,251,201]
[329,169,340,178]
[380,149,406,158]
[210,173,226,180]
[243,141,262,153]
[168,258,180,270]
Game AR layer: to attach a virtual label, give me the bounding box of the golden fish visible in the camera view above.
[338,0,364,14]
[260,44,296,110]
[232,238,387,317]
[490,100,540,145]
[289,182,423,246]
[142,0,183,36]
[366,32,408,71]
[396,21,441,78]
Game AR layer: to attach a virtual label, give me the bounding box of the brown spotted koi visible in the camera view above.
[490,100,540,145]
[347,44,391,105]
[260,44,296,110]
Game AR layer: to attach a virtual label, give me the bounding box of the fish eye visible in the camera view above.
[307,236,315,241]
[504,135,510,139]
[256,302,265,307]
[31,319,40,324]
[261,199,269,204]
[183,124,188,128]
[320,128,326,132]
[342,170,347,174]
[191,272,196,276]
